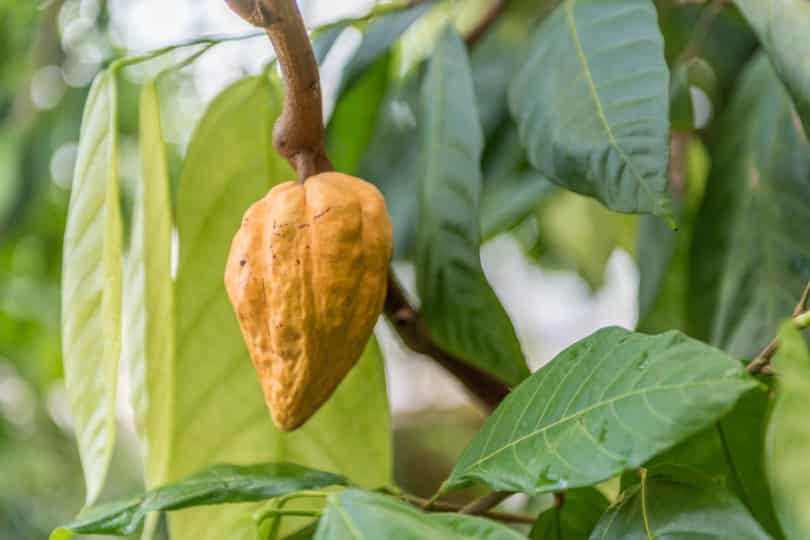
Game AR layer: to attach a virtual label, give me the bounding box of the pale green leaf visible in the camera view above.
[122,82,175,494]
[734,0,810,136]
[169,75,392,540]
[688,53,810,358]
[314,490,525,540]
[509,0,671,216]
[590,473,771,539]
[443,327,756,495]
[61,69,123,504]
[767,322,810,540]
[416,25,528,387]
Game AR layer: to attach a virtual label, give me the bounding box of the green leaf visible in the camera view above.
[314,490,525,539]
[357,65,422,258]
[636,214,677,321]
[443,327,757,495]
[61,69,123,504]
[169,75,392,540]
[510,0,671,216]
[326,53,391,174]
[589,472,771,539]
[335,3,432,96]
[734,0,810,136]
[688,53,810,358]
[481,171,556,241]
[416,25,528,387]
[767,322,810,540]
[530,487,608,540]
[627,388,785,540]
[122,82,174,495]
[312,24,346,64]
[51,463,345,538]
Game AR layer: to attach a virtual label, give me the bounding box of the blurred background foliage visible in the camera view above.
[0,0,761,537]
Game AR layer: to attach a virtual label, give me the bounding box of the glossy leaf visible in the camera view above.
[510,0,671,216]
[122,82,175,494]
[169,75,392,540]
[61,69,122,504]
[416,25,528,387]
[735,0,810,135]
[530,487,608,540]
[50,463,345,539]
[589,473,771,540]
[314,490,524,540]
[767,322,810,540]
[688,53,810,358]
[443,327,756,495]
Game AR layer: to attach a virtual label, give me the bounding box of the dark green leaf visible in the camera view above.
[326,53,391,174]
[61,69,123,504]
[336,3,432,96]
[510,0,671,216]
[589,473,771,539]
[50,463,345,538]
[443,327,756,495]
[735,0,810,135]
[314,490,524,540]
[530,487,608,540]
[416,25,528,387]
[481,171,556,241]
[767,322,810,540]
[688,53,810,358]
[357,66,422,258]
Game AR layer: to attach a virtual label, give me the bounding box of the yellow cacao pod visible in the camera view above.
[225,172,392,431]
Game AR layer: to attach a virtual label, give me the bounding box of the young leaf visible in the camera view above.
[169,74,392,540]
[51,463,345,539]
[416,25,528,387]
[767,322,810,540]
[530,487,608,540]
[314,490,524,540]
[122,82,174,494]
[443,327,756,495]
[61,69,122,504]
[509,0,671,216]
[590,472,771,540]
[688,53,810,358]
[734,0,810,135]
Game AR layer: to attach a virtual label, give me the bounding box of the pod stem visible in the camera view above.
[225,0,333,181]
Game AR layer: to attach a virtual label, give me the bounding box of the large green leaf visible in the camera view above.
[314,490,524,540]
[590,472,771,539]
[50,463,345,539]
[416,25,528,387]
[169,75,392,540]
[443,327,756,495]
[480,171,556,241]
[122,82,174,494]
[530,487,608,540]
[688,53,810,358]
[767,322,810,540]
[735,0,810,136]
[509,0,671,216]
[61,69,123,504]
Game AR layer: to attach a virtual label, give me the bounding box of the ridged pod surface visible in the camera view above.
[225,172,392,431]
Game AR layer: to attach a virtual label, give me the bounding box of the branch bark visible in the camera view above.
[225,0,332,180]
[225,0,513,412]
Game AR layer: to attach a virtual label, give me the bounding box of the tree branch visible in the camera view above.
[747,280,810,375]
[459,491,512,515]
[225,0,513,412]
[225,0,332,180]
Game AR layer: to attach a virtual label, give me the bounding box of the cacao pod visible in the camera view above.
[225,172,392,431]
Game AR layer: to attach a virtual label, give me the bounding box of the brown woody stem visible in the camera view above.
[225,0,332,180]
